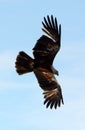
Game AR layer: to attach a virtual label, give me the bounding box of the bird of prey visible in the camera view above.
[15,15,64,109]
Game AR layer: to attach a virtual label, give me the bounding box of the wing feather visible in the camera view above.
[33,15,61,67]
[51,15,55,29]
[47,15,53,28]
[42,15,61,43]
[34,68,64,109]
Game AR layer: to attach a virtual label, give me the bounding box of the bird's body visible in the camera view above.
[15,15,64,109]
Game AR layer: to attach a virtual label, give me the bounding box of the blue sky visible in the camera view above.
[0,0,85,130]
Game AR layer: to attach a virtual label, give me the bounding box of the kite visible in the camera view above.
[15,15,64,109]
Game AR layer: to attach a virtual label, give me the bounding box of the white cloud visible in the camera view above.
[0,51,15,71]
[60,41,85,60]
[19,97,85,130]
[0,0,24,4]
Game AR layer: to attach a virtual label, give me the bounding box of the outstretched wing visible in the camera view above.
[34,68,64,109]
[33,15,61,67]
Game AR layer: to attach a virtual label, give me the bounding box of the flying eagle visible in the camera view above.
[15,15,64,109]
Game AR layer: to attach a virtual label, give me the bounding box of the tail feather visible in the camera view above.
[15,51,34,75]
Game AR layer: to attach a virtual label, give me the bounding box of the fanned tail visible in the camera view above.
[15,51,34,75]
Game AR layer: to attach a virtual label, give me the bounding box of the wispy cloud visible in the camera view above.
[0,51,15,70]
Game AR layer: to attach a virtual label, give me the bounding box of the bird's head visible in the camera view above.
[51,66,59,76]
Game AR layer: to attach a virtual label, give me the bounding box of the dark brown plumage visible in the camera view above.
[15,15,64,109]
